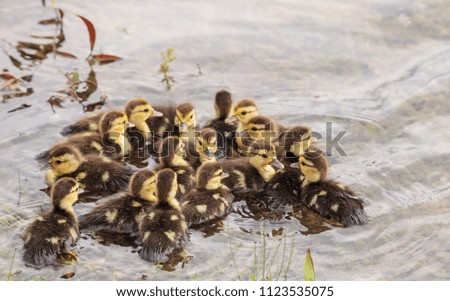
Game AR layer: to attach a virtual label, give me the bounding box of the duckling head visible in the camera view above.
[195,128,218,159]
[100,110,128,136]
[175,103,196,133]
[196,161,229,190]
[158,136,188,167]
[125,98,163,126]
[48,146,83,175]
[241,116,277,142]
[214,90,234,120]
[51,177,79,211]
[130,170,157,203]
[225,99,258,125]
[279,126,312,157]
[249,140,284,171]
[155,169,179,208]
[297,150,328,183]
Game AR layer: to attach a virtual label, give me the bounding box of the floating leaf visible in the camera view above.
[47,95,64,113]
[55,51,77,59]
[77,15,96,53]
[20,75,33,82]
[38,18,60,25]
[60,272,75,279]
[0,73,16,80]
[250,274,256,281]
[7,104,31,113]
[89,54,121,65]
[304,248,315,281]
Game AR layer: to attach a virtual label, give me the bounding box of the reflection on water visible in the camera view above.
[1,0,450,280]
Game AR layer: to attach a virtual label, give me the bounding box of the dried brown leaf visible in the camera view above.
[89,54,121,65]
[77,15,96,53]
[7,104,31,113]
[60,272,75,279]
[55,51,77,59]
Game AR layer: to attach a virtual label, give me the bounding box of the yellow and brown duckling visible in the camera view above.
[78,170,157,234]
[184,127,218,169]
[36,110,130,164]
[220,140,284,192]
[23,177,80,267]
[138,169,189,262]
[202,90,238,158]
[124,98,163,148]
[146,102,197,142]
[45,145,134,192]
[225,98,259,129]
[296,151,368,226]
[277,126,313,164]
[181,162,234,226]
[156,136,194,200]
[60,99,162,137]
[236,116,279,156]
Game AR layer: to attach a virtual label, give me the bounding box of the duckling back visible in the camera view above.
[300,180,368,226]
[138,169,189,262]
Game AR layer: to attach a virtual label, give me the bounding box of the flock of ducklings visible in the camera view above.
[23,90,368,268]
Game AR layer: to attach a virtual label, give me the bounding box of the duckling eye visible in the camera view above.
[190,115,193,119]
[261,154,268,159]
[198,140,203,146]
[143,108,150,113]
[251,127,257,131]
[55,160,62,165]
[241,111,247,116]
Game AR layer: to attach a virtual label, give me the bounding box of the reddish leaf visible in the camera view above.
[90,54,121,65]
[0,73,16,80]
[55,51,77,59]
[58,9,64,20]
[77,15,96,53]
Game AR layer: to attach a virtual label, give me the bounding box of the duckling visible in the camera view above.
[296,151,368,226]
[277,126,313,164]
[225,98,259,129]
[36,110,130,165]
[78,170,157,233]
[60,112,104,136]
[181,162,234,225]
[23,177,80,267]
[125,98,163,147]
[138,169,189,262]
[236,116,279,156]
[202,90,238,158]
[184,128,218,169]
[45,145,134,192]
[156,136,194,200]
[146,102,197,142]
[220,140,284,192]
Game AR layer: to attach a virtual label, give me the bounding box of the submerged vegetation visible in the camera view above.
[159,48,176,91]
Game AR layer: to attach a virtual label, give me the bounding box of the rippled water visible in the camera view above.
[1,0,449,280]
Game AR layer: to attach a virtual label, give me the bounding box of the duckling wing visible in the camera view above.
[77,157,135,192]
[181,189,234,226]
[60,113,104,136]
[300,181,368,226]
[79,192,145,233]
[23,211,78,267]
[265,167,303,206]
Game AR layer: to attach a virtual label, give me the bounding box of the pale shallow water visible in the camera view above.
[0,0,449,280]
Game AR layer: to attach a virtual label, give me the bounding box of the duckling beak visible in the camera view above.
[179,122,189,132]
[221,172,229,179]
[290,162,300,169]
[225,115,237,123]
[270,159,284,170]
[152,110,163,117]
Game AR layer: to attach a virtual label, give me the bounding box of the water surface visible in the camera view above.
[1,0,449,280]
